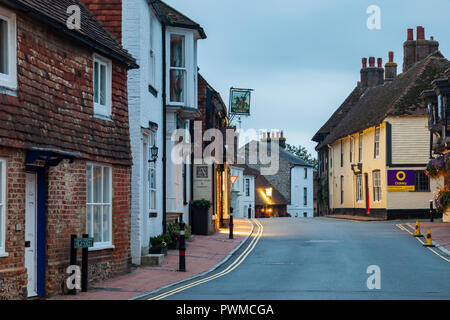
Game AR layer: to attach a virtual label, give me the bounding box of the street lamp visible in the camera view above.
[148,145,159,163]
[265,187,273,197]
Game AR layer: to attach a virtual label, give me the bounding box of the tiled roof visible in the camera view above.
[317,52,450,149]
[9,0,137,68]
[151,0,207,39]
[312,86,364,143]
[233,164,260,176]
[255,174,288,206]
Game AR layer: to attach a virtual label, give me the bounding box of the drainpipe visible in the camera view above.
[162,23,167,234]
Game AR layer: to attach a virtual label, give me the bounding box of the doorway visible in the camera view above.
[25,173,37,297]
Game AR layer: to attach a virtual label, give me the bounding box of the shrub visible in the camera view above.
[190,199,211,209]
[149,234,167,248]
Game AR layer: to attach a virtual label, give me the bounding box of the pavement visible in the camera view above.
[50,218,252,300]
[159,218,450,300]
[325,214,385,221]
[406,220,450,254]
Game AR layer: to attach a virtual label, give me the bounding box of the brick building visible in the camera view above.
[0,0,136,299]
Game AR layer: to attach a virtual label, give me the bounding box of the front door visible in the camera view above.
[25,172,37,297]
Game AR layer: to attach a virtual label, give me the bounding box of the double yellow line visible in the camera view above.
[148,219,264,300]
[396,224,450,263]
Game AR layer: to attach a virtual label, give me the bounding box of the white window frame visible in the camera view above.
[358,132,363,163]
[245,178,250,197]
[148,132,157,213]
[86,163,113,250]
[374,126,380,159]
[303,187,308,206]
[340,175,344,205]
[373,170,381,202]
[149,13,156,88]
[350,136,354,163]
[0,8,17,90]
[356,174,363,202]
[0,158,6,256]
[166,29,193,106]
[304,168,308,179]
[93,54,112,118]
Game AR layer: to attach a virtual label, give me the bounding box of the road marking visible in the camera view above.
[396,224,450,263]
[148,219,264,300]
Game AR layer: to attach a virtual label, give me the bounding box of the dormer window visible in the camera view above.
[0,7,16,90]
[170,34,186,103]
[93,54,112,118]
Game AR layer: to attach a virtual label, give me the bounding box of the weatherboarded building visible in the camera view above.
[312,27,448,220]
[0,0,136,299]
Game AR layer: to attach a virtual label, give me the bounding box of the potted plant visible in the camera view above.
[149,234,169,255]
[167,222,180,250]
[435,189,450,222]
[190,199,211,235]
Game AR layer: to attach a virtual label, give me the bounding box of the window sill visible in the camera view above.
[0,86,18,97]
[94,113,113,122]
[89,244,115,252]
[0,252,9,258]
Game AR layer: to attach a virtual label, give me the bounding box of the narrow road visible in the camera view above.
[144,218,450,300]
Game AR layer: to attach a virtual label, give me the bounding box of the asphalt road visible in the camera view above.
[149,218,450,300]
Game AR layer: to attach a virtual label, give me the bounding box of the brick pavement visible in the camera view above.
[406,221,450,254]
[50,218,252,300]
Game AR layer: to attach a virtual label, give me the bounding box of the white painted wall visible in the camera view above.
[242,175,255,219]
[123,0,163,265]
[230,167,244,218]
[288,166,314,218]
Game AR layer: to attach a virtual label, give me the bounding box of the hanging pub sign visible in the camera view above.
[387,170,415,191]
[230,88,252,116]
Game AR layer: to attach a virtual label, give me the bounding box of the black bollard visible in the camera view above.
[81,234,89,292]
[430,200,434,223]
[179,221,186,272]
[229,208,234,240]
[69,234,77,295]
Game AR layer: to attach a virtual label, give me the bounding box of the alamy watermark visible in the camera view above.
[366,265,381,290]
[366,5,381,30]
[66,5,81,30]
[171,123,280,176]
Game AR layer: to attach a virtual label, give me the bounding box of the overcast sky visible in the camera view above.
[165,0,450,156]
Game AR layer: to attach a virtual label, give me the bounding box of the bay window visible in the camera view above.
[93,54,112,117]
[0,159,5,255]
[0,7,16,90]
[86,164,112,248]
[169,34,186,103]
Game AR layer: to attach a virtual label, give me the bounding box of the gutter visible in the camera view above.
[5,0,138,69]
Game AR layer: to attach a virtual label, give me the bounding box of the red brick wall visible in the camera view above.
[0,11,131,166]
[79,0,123,43]
[45,160,131,296]
[0,148,27,300]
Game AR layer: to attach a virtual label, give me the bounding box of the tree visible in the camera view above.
[286,144,318,170]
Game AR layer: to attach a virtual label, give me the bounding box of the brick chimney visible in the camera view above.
[403,26,439,72]
[384,51,397,83]
[360,57,384,88]
[79,0,123,43]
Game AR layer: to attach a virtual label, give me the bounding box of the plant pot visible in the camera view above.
[443,207,450,223]
[149,245,168,256]
[168,238,179,250]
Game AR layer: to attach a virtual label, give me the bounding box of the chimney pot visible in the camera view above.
[407,28,414,41]
[362,58,367,68]
[417,26,425,40]
[377,58,382,68]
[389,51,394,63]
[369,57,375,67]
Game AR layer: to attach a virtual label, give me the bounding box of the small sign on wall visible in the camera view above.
[387,170,415,191]
[196,166,208,179]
